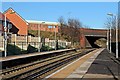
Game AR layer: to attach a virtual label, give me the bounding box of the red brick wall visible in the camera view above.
[80,28,107,35]
[79,28,107,48]
[28,23,59,33]
[80,34,86,48]
[4,9,28,35]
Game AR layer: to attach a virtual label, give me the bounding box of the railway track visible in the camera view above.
[1,49,94,80]
[2,51,73,74]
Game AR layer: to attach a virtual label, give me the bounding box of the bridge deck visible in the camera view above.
[85,35,106,37]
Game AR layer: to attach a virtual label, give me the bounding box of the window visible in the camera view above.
[48,26,53,28]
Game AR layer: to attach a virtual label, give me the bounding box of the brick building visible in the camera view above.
[4,8,28,35]
[27,20,60,33]
[3,8,60,36]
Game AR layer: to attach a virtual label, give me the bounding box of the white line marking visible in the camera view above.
[68,48,103,78]
[44,49,104,79]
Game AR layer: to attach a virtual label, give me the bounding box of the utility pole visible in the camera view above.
[4,14,7,57]
[107,28,109,50]
[107,13,118,58]
[38,24,41,52]
[110,22,112,53]
[107,13,113,53]
[38,22,45,52]
[54,26,56,50]
[4,11,15,57]
[115,15,118,58]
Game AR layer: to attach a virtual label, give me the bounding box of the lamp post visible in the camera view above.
[106,28,109,50]
[4,14,7,57]
[38,21,45,52]
[110,22,112,53]
[107,13,113,53]
[54,26,57,50]
[107,13,118,58]
[115,15,118,59]
[4,11,15,57]
[38,24,40,52]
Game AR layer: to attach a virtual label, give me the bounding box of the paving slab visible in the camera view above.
[82,49,119,80]
[45,48,120,80]
[45,48,104,80]
[67,48,103,79]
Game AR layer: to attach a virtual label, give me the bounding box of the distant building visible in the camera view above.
[27,20,60,33]
[3,8,60,36]
[4,8,28,35]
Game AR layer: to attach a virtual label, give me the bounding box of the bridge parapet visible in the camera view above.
[80,28,107,36]
[85,35,106,37]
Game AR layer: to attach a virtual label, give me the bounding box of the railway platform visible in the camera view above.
[1,49,75,62]
[82,49,120,80]
[1,48,76,69]
[46,48,120,80]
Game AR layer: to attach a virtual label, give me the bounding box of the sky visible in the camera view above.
[1,2,118,29]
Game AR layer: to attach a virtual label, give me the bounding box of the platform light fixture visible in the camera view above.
[107,13,118,58]
[107,13,113,54]
[38,21,45,52]
[4,10,15,57]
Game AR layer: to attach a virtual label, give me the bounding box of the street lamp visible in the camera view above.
[106,27,109,50]
[54,26,57,50]
[38,24,40,52]
[107,13,118,58]
[4,11,15,57]
[38,21,45,52]
[115,15,118,59]
[107,13,113,53]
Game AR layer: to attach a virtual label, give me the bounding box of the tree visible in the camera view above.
[58,17,82,44]
[67,18,82,43]
[58,16,67,36]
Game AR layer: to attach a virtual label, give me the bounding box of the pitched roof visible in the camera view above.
[3,8,28,35]
[3,8,28,25]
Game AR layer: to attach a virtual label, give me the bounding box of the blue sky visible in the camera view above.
[2,2,118,29]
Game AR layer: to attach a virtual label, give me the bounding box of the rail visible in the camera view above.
[1,49,95,80]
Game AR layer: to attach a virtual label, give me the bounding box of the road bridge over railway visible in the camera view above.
[80,28,107,48]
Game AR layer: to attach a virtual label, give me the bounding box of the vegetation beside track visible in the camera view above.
[3,43,66,56]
